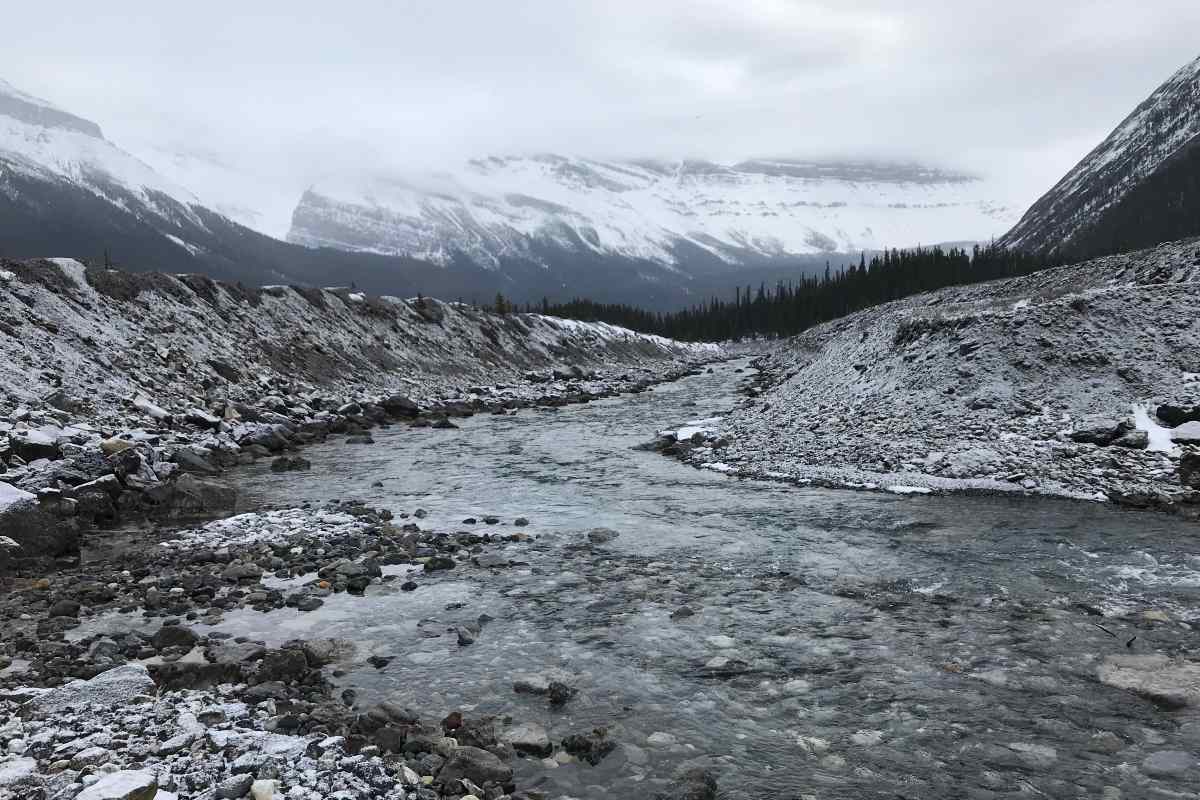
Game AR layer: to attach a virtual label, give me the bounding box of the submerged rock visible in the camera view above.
[270,455,311,472]
[1098,654,1200,709]
[437,745,513,788]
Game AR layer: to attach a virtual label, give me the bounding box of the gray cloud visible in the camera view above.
[5,0,1200,206]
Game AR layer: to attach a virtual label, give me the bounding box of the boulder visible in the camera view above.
[257,648,309,682]
[24,664,156,717]
[172,447,221,475]
[561,727,615,765]
[1113,429,1149,449]
[8,428,61,461]
[1069,419,1131,446]
[503,722,551,756]
[437,745,513,787]
[235,423,291,452]
[0,481,79,565]
[100,438,135,456]
[185,407,223,429]
[166,473,237,517]
[382,394,420,417]
[298,637,356,667]
[1158,403,1200,427]
[75,769,158,800]
[152,624,200,651]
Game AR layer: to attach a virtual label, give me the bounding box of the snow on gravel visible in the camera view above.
[158,508,369,550]
[0,258,720,424]
[686,240,1200,506]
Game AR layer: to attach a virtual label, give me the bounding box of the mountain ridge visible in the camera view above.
[1000,53,1200,255]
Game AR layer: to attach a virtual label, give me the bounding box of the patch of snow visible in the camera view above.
[1132,403,1176,452]
[886,485,933,495]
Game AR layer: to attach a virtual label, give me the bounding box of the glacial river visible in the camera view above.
[214,359,1199,798]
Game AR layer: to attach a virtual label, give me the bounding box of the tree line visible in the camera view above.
[505,243,1056,342]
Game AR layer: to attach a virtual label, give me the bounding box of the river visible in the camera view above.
[169,360,1200,797]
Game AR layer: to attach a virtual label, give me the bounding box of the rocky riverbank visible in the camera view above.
[651,240,1200,517]
[0,501,707,800]
[0,257,720,569]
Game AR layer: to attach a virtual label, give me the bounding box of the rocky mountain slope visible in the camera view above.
[1000,54,1200,257]
[290,156,1021,305]
[669,238,1200,513]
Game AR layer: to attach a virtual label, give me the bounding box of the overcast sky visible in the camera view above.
[6,0,1200,203]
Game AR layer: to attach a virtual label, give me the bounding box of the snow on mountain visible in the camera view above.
[0,80,204,229]
[289,155,1023,269]
[1000,54,1200,254]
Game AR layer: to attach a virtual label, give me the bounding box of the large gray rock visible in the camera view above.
[298,637,356,667]
[382,394,420,417]
[1069,419,1131,446]
[23,664,156,717]
[7,428,61,461]
[437,745,513,787]
[503,722,552,756]
[152,624,200,651]
[166,473,237,516]
[75,769,157,800]
[0,481,79,565]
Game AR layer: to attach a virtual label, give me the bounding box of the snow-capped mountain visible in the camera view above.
[0,79,462,297]
[0,78,207,232]
[1000,54,1200,255]
[289,156,1022,271]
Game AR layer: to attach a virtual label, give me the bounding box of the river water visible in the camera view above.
[207,360,1200,798]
